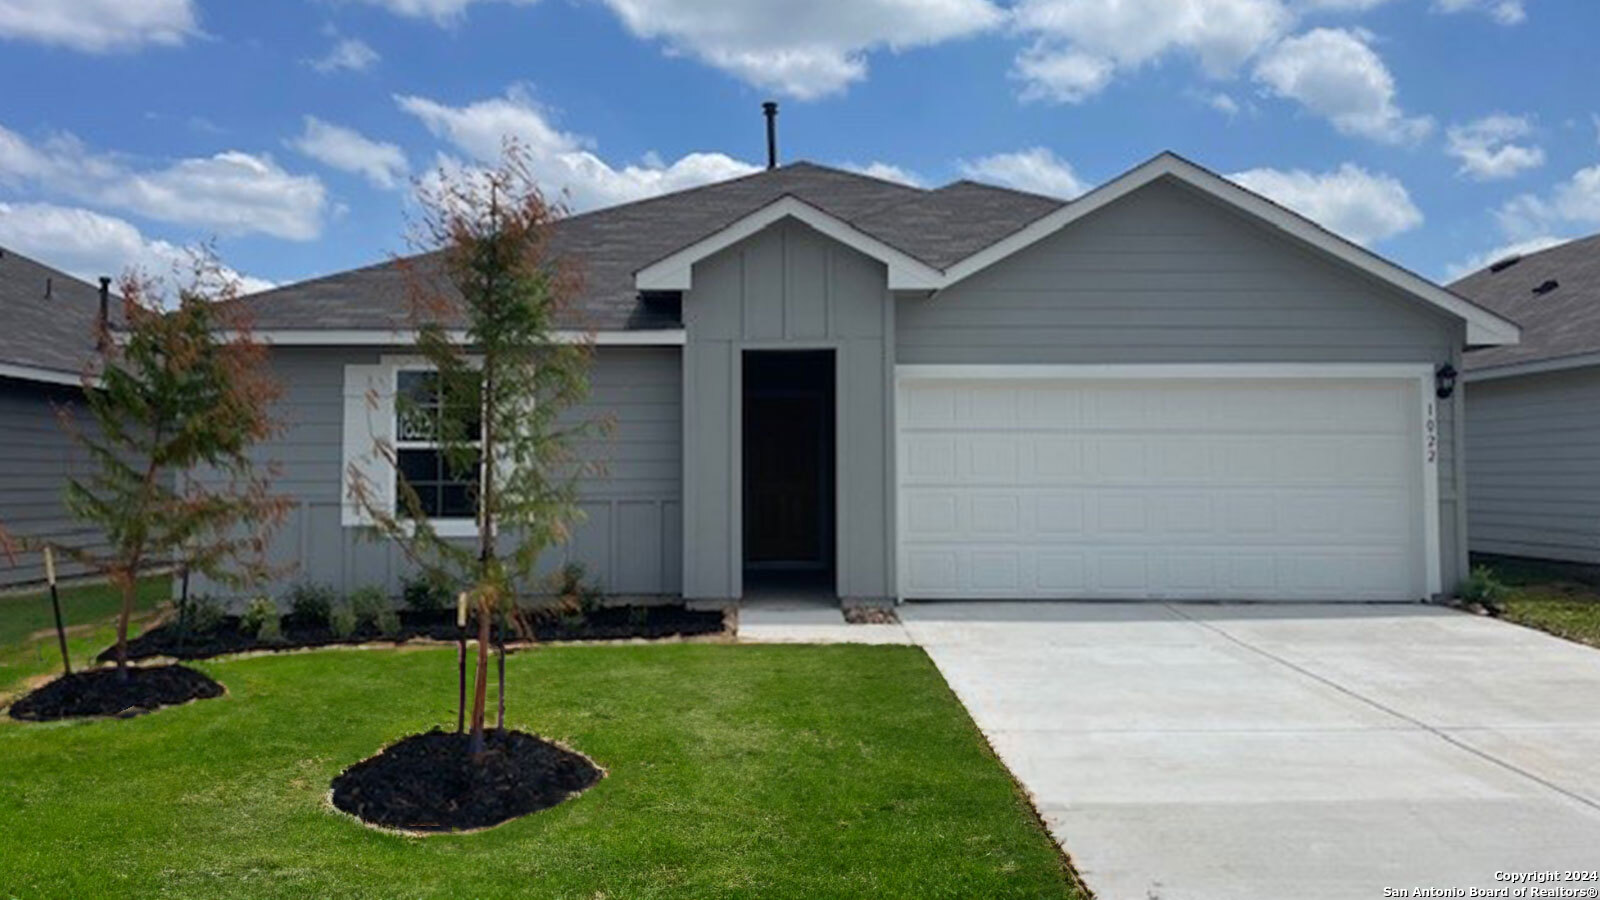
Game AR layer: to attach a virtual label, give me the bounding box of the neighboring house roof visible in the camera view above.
[232,153,1519,347]
[1453,234,1600,377]
[0,247,103,386]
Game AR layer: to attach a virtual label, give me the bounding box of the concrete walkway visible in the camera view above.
[737,601,912,644]
[902,602,1600,900]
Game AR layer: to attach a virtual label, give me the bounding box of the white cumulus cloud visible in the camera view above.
[1252,28,1431,144]
[1011,0,1290,103]
[289,117,408,189]
[397,88,760,210]
[0,201,273,293]
[1497,163,1600,240]
[0,0,196,52]
[1445,115,1544,181]
[0,123,327,240]
[594,0,1003,99]
[1229,163,1422,245]
[958,147,1087,198]
[310,37,380,73]
[1433,0,1525,25]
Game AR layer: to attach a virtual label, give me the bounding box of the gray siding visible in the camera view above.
[194,345,682,599]
[0,378,104,587]
[682,218,894,602]
[896,178,1468,592]
[1466,366,1600,564]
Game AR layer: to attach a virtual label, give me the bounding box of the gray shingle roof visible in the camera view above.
[0,247,103,379]
[231,162,1068,332]
[1452,234,1600,370]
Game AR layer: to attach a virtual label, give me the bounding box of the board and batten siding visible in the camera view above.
[191,345,682,599]
[1466,366,1600,564]
[682,218,894,603]
[0,378,107,587]
[896,178,1469,592]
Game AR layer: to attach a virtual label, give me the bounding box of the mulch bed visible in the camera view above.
[7,664,223,721]
[102,605,727,662]
[330,728,603,832]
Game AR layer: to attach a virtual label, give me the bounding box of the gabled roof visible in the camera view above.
[0,247,102,386]
[640,153,1519,346]
[1453,234,1600,377]
[230,161,1064,334]
[230,153,1517,347]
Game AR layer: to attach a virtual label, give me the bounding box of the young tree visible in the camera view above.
[350,145,608,756]
[2,257,289,678]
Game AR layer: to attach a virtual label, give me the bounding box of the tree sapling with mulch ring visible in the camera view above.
[330,728,602,832]
[7,664,223,721]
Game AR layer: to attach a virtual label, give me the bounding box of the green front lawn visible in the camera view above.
[0,641,1081,899]
[0,575,170,702]
[1479,559,1600,649]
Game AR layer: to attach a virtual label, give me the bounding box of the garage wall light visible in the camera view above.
[1435,364,1458,400]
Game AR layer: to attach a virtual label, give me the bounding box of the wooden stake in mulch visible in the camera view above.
[455,591,468,735]
[44,546,71,675]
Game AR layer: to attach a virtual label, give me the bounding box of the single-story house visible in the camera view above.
[0,247,108,587]
[1453,234,1599,565]
[212,152,1519,606]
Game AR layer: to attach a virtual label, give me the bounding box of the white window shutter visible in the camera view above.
[342,364,395,526]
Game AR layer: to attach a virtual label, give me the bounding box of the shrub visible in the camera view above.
[1461,566,1509,614]
[329,603,358,639]
[240,596,277,635]
[285,582,336,625]
[401,572,452,613]
[376,607,402,637]
[347,586,389,628]
[628,605,649,629]
[555,562,603,615]
[180,594,225,635]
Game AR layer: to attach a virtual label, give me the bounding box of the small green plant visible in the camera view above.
[628,605,649,629]
[240,596,277,634]
[329,603,358,639]
[1461,566,1510,614]
[286,582,336,625]
[401,572,452,613]
[180,594,225,635]
[557,609,587,631]
[376,607,402,637]
[555,562,603,615]
[347,586,389,628]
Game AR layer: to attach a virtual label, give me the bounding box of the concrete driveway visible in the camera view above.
[901,602,1600,900]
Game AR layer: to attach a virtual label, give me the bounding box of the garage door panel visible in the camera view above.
[899,376,1426,601]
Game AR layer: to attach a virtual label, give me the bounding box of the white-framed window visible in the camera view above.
[393,367,482,523]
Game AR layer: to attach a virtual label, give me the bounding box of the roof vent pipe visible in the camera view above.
[762,101,778,170]
[97,276,111,352]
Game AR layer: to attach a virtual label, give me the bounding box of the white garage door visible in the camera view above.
[897,371,1433,601]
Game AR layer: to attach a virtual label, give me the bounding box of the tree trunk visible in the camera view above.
[496,616,505,731]
[456,629,467,734]
[115,570,134,680]
[468,596,491,755]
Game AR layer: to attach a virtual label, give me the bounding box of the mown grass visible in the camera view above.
[0,575,170,702]
[0,638,1081,899]
[1475,557,1600,650]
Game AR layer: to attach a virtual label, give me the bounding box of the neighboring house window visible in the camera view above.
[394,369,481,521]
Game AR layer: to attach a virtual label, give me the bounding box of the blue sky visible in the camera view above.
[0,0,1594,292]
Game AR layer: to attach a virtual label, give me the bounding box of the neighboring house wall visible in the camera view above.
[895,179,1469,591]
[193,345,682,599]
[1466,366,1600,564]
[0,377,101,587]
[682,218,894,603]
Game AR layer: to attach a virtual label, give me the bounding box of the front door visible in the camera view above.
[743,351,835,576]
